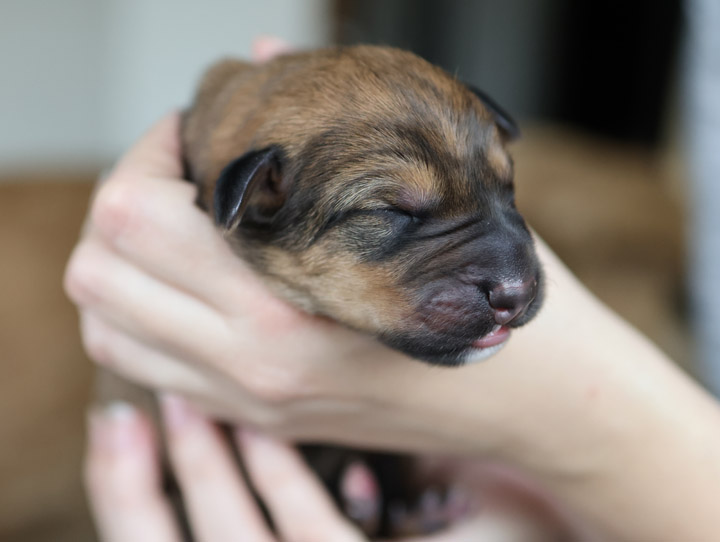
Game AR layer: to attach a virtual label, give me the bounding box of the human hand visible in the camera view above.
[85,398,368,542]
[64,35,471,452]
[64,105,431,445]
[86,399,559,542]
[65,37,720,541]
[60,102,674,458]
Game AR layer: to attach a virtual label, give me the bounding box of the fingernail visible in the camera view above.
[88,401,137,451]
[159,393,196,432]
[342,464,381,530]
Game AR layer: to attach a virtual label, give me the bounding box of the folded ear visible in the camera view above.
[213,146,287,231]
[467,84,521,142]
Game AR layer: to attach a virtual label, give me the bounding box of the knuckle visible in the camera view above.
[80,315,115,367]
[240,364,307,405]
[255,299,308,339]
[91,174,144,245]
[63,244,106,306]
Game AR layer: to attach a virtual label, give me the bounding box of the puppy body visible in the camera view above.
[183,45,542,366]
[175,45,546,537]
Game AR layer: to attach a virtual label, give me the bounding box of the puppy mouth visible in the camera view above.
[463,325,511,364]
[381,324,515,367]
[471,324,511,349]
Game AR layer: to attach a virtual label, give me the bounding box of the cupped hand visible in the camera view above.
[86,400,558,542]
[61,47,673,459]
[86,398,368,542]
[65,37,720,542]
[61,102,657,459]
[64,106,441,443]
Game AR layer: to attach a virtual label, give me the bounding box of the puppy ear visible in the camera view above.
[213,146,287,230]
[467,85,521,141]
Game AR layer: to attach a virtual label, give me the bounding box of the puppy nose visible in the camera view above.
[488,279,537,325]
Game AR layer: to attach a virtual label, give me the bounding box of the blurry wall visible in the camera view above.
[0,0,331,177]
[336,0,565,122]
[336,0,682,146]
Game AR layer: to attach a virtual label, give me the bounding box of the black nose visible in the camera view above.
[488,279,538,325]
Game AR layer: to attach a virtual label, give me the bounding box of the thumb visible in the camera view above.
[252,35,294,63]
[113,112,184,180]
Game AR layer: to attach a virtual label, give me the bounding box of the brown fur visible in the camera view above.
[182,46,536,366]
[176,46,543,537]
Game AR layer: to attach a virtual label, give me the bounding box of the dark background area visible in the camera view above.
[336,0,683,145]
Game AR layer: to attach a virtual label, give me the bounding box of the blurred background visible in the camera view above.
[1,1,716,540]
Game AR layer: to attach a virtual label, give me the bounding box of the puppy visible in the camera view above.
[181,45,543,535]
[183,45,542,366]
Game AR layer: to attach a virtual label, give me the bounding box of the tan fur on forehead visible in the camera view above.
[486,139,513,180]
[183,45,509,195]
[317,159,439,213]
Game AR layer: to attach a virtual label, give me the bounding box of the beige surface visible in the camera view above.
[0,126,691,541]
[514,126,690,366]
[0,181,96,542]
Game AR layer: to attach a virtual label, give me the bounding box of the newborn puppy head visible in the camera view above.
[184,46,543,366]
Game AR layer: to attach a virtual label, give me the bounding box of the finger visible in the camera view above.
[78,108,263,313]
[85,156,279,315]
[399,514,554,542]
[239,430,365,542]
[160,395,272,542]
[340,462,382,534]
[112,112,184,180]
[79,311,211,391]
[67,241,230,365]
[85,402,180,542]
[78,312,272,421]
[252,36,294,62]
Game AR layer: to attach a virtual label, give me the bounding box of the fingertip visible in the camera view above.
[340,461,382,531]
[89,157,199,254]
[251,35,294,63]
[87,402,139,453]
[85,402,181,542]
[238,429,361,540]
[85,402,159,500]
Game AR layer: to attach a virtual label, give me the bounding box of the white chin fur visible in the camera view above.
[462,341,508,364]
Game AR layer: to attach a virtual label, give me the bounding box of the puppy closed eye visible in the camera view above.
[329,207,420,229]
[369,208,422,226]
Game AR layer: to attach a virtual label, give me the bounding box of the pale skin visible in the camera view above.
[86,394,561,542]
[86,396,373,542]
[67,38,720,542]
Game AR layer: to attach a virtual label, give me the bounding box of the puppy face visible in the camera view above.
[183,46,543,366]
